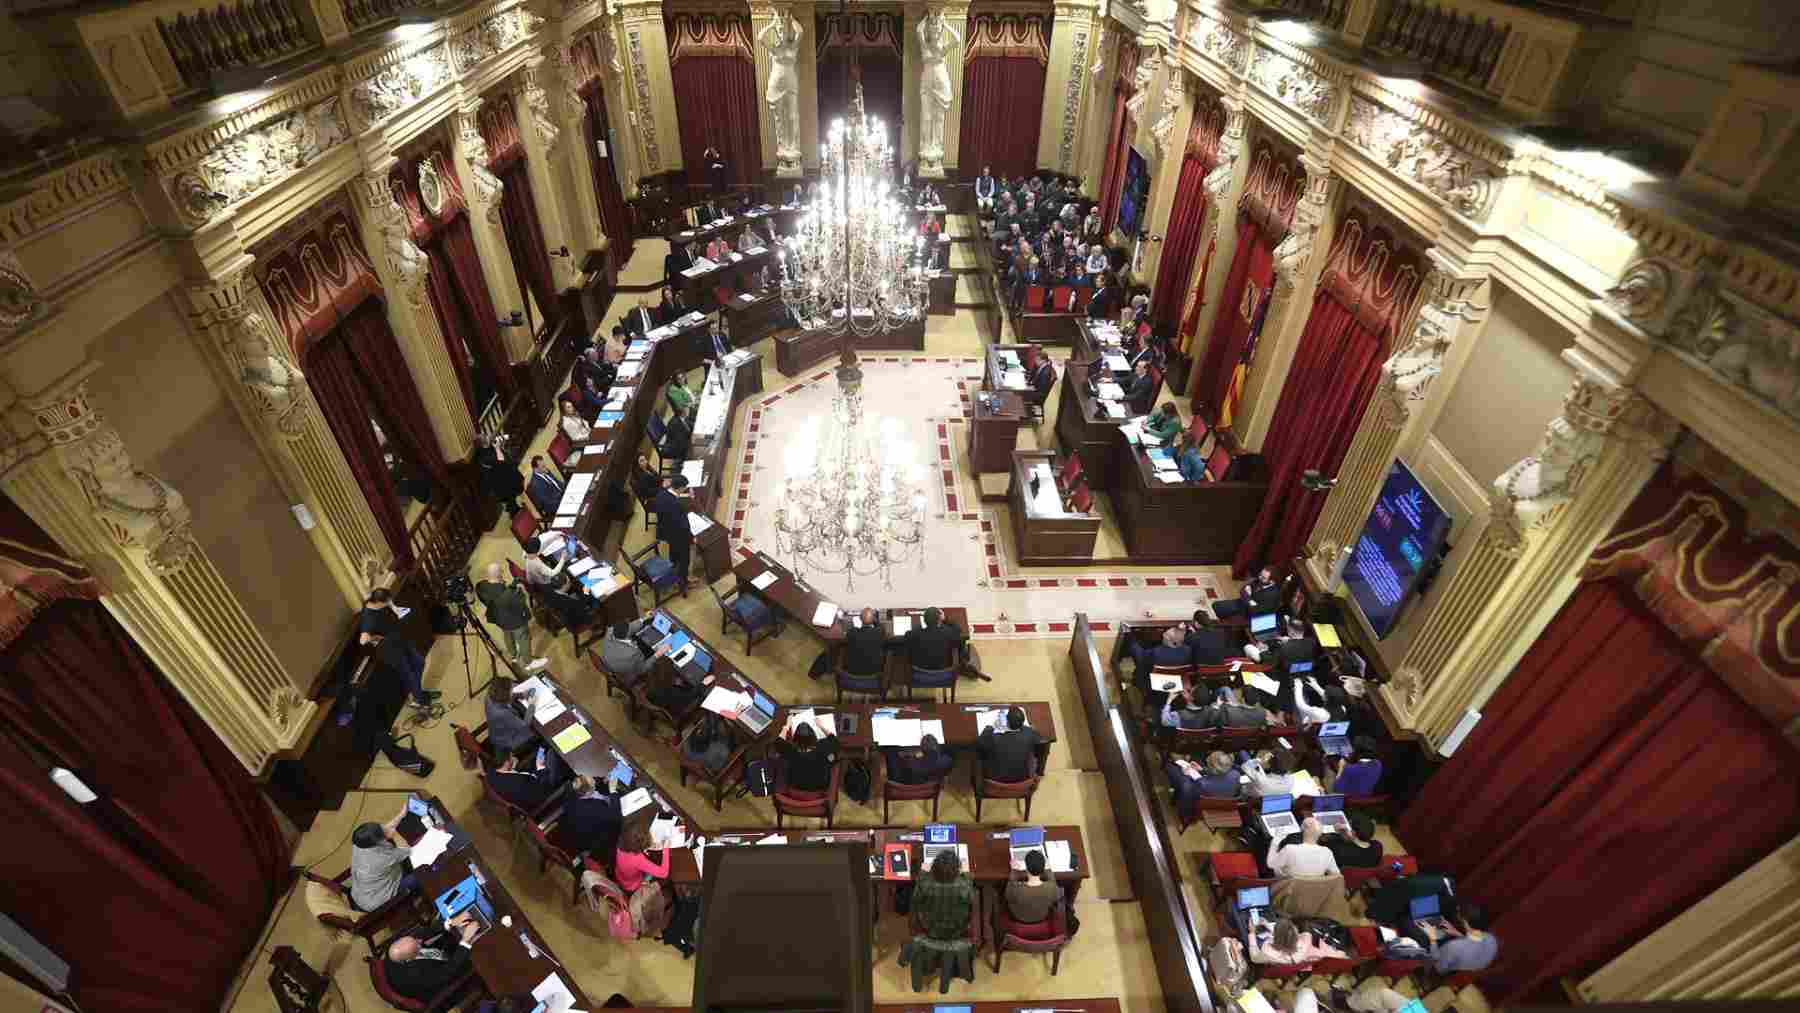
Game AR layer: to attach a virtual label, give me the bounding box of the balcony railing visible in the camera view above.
[157,0,314,91]
[340,0,436,33]
[1261,0,1351,32]
[1368,0,1512,93]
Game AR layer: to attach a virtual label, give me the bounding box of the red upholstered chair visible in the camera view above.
[547,431,574,479]
[510,505,543,549]
[1206,852,1264,908]
[972,752,1040,822]
[524,807,589,906]
[1021,344,1040,372]
[1052,286,1076,312]
[1058,451,1085,488]
[773,754,844,827]
[1175,793,1244,835]
[1344,854,1418,895]
[677,729,753,812]
[992,897,1072,974]
[1024,285,1048,311]
[714,283,735,307]
[365,946,476,1012]
[1066,482,1094,515]
[451,721,493,773]
[586,648,640,714]
[1351,924,1424,986]
[1206,445,1234,481]
[1148,366,1164,399]
[301,868,418,956]
[877,750,945,823]
[1073,287,1093,313]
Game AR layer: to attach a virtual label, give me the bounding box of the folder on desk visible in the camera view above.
[750,571,779,591]
[1313,623,1342,648]
[551,724,591,753]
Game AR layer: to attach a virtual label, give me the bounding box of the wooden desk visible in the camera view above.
[927,270,956,315]
[666,204,798,248]
[671,247,777,311]
[407,798,593,1009]
[730,550,847,645]
[722,290,788,348]
[968,391,1024,474]
[1053,364,1130,492]
[1007,450,1100,565]
[528,677,704,834]
[608,1000,1122,1013]
[1112,442,1269,565]
[774,315,927,376]
[984,344,1035,394]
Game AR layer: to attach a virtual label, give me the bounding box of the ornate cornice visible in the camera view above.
[0,150,132,246]
[142,65,344,176]
[448,4,536,75]
[346,42,454,133]
[1247,38,1341,128]
[167,97,352,228]
[1344,93,1501,223]
[1184,8,1247,76]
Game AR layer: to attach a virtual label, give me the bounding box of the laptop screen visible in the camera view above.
[652,612,673,634]
[405,794,430,818]
[1319,721,1350,738]
[692,649,713,673]
[1009,826,1046,847]
[1313,794,1344,813]
[1259,793,1292,815]
[1235,885,1271,910]
[1410,895,1440,919]
[752,691,774,716]
[1288,659,1314,674]
[1249,612,1279,635]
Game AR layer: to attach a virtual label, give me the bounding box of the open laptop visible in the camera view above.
[1257,793,1299,837]
[1008,825,1047,866]
[1248,611,1280,639]
[1317,720,1353,757]
[1234,884,1271,912]
[1311,793,1351,834]
[738,690,777,734]
[1411,893,1454,934]
[640,611,676,651]
[1287,658,1314,675]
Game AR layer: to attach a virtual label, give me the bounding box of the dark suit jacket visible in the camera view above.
[886,745,953,784]
[383,936,471,1002]
[574,356,607,391]
[484,760,557,813]
[977,726,1044,782]
[897,621,965,671]
[562,793,624,855]
[527,471,564,517]
[1126,372,1156,415]
[1087,285,1120,319]
[843,624,889,676]
[661,411,692,462]
[651,488,691,548]
[1031,362,1056,401]
[664,248,692,281]
[626,306,657,336]
[1184,627,1235,665]
[578,387,606,418]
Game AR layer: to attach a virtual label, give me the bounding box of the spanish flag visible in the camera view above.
[1176,237,1217,356]
[1219,285,1272,430]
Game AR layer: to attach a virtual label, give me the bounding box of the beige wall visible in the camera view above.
[1433,290,1575,488]
[87,295,347,687]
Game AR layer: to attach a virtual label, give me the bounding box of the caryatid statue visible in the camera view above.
[916,8,961,171]
[759,11,805,171]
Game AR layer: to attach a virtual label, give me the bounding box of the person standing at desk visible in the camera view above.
[359,588,438,710]
[1182,612,1235,664]
[481,677,537,755]
[1087,272,1121,319]
[893,606,966,673]
[664,241,694,285]
[577,377,607,419]
[651,475,694,591]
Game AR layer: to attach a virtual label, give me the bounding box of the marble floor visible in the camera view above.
[224,236,1486,1013]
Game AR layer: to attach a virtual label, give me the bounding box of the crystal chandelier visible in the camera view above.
[776,84,928,336]
[773,391,927,591]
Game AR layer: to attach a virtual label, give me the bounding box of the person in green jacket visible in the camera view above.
[1145,401,1183,443]
[666,373,696,419]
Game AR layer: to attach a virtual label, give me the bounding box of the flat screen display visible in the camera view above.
[1344,460,1452,639]
[1117,148,1150,236]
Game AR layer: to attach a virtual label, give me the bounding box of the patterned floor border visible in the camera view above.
[722,357,1224,639]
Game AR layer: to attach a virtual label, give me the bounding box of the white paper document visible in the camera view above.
[1104,353,1129,372]
[552,514,577,530]
[1043,839,1075,872]
[871,714,923,747]
[703,685,750,717]
[532,973,577,1013]
[1002,368,1028,390]
[534,697,569,724]
[1028,463,1064,515]
[680,460,706,486]
[620,787,654,816]
[1096,381,1125,399]
[919,718,945,744]
[688,512,714,535]
[1102,400,1127,419]
[409,827,454,867]
[750,571,779,591]
[812,601,839,627]
[1150,672,1185,692]
[785,707,836,738]
[568,557,597,577]
[891,614,914,635]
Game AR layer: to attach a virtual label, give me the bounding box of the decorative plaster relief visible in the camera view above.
[180,97,350,224]
[1345,95,1498,222]
[225,311,308,437]
[1151,72,1185,162]
[521,68,560,150]
[454,112,505,222]
[1251,46,1335,126]
[0,249,48,336]
[1059,26,1091,174]
[626,29,660,170]
[1124,46,1161,125]
[349,45,451,132]
[0,151,132,246]
[451,7,532,73]
[1089,24,1107,88]
[1194,16,1247,75]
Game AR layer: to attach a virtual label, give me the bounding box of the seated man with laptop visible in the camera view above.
[1278,805,1385,869]
[1266,816,1340,878]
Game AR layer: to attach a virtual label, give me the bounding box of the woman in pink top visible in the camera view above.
[613,821,669,893]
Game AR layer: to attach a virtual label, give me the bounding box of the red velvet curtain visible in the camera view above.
[671,54,762,188]
[496,160,560,330]
[957,56,1046,178]
[1192,216,1267,417]
[1398,581,1800,1000]
[304,315,413,565]
[1150,151,1209,331]
[432,214,512,404]
[582,84,634,267]
[1097,86,1131,232]
[422,261,480,417]
[818,44,903,147]
[1232,291,1385,576]
[341,298,450,488]
[0,598,289,1013]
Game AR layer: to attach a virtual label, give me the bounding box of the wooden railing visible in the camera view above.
[1261,0,1350,32]
[1368,0,1512,92]
[529,312,580,421]
[404,489,481,603]
[340,0,437,33]
[156,0,315,90]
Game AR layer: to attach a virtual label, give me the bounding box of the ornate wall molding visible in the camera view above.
[1150,67,1187,162]
[345,41,452,132]
[1187,11,1247,75]
[354,175,430,307]
[1248,42,1337,127]
[1344,93,1500,222]
[1056,20,1092,174]
[1123,44,1162,125]
[518,64,561,151]
[453,109,505,223]
[625,27,661,171]
[448,4,534,74]
[0,250,51,338]
[0,151,132,246]
[185,272,313,440]
[142,65,343,177]
[168,97,352,227]
[31,382,198,577]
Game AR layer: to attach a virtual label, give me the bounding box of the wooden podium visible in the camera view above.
[1006,450,1100,564]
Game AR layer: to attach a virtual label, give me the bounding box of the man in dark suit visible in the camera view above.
[664,241,693,284]
[660,408,692,463]
[624,298,658,337]
[893,606,965,673]
[577,377,607,419]
[977,706,1043,782]
[482,747,565,813]
[885,734,953,784]
[843,607,889,677]
[574,347,608,391]
[525,456,564,517]
[561,775,624,856]
[1029,345,1056,404]
[1125,360,1157,415]
[473,434,524,515]
[651,475,694,590]
[696,198,722,224]
[382,919,479,1003]
[693,322,732,363]
[1183,612,1236,665]
[1087,272,1120,319]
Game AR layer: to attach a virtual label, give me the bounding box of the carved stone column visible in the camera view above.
[752,2,819,179]
[550,38,609,275]
[1238,150,1341,447]
[1303,254,1491,588]
[3,370,313,774]
[1137,61,1192,290]
[182,267,390,602]
[1037,1,1099,177]
[1385,353,1682,747]
[617,1,681,177]
[513,61,583,300]
[904,2,969,179]
[449,104,532,364]
[589,12,642,195]
[347,171,477,458]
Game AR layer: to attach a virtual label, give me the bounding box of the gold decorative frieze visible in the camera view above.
[143,65,343,176]
[448,4,535,74]
[1056,21,1091,174]
[169,96,351,226]
[1186,10,1247,75]
[346,43,453,132]
[1248,41,1339,127]
[0,150,133,246]
[1344,94,1501,222]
